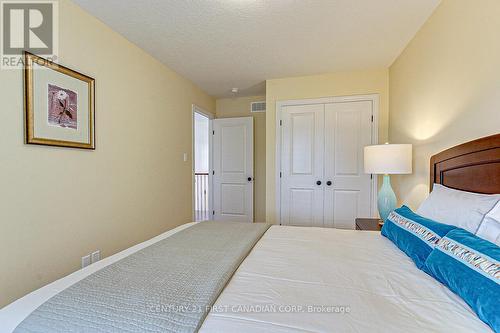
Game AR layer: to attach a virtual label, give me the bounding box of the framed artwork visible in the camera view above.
[24,52,95,149]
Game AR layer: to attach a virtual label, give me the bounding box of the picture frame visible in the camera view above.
[24,52,95,149]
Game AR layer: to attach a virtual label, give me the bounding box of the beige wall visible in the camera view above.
[216,96,266,222]
[389,0,500,210]
[0,0,214,307]
[265,69,389,223]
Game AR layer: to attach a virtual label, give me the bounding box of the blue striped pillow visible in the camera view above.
[424,229,500,332]
[381,205,457,269]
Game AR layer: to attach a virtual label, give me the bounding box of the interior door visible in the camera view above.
[280,104,325,227]
[213,117,254,222]
[324,101,373,229]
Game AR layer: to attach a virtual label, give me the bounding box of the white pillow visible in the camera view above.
[476,201,500,245]
[417,184,499,233]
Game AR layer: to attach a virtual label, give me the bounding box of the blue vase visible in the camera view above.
[378,174,397,222]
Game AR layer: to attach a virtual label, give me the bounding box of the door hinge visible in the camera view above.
[212,130,215,135]
[212,170,215,175]
[279,172,282,178]
[371,115,374,122]
[212,210,215,215]
[370,174,373,179]
[279,120,282,126]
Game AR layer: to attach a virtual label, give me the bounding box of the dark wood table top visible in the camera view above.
[355,218,382,231]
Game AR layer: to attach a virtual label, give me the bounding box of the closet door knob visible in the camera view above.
[326,181,332,186]
[316,181,322,186]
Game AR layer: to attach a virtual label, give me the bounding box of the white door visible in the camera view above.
[213,117,254,222]
[324,101,373,229]
[280,100,374,228]
[280,104,325,227]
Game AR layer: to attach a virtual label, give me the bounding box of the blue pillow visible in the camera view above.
[424,229,500,332]
[381,205,457,269]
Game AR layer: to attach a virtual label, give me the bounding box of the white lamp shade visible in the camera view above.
[364,144,412,174]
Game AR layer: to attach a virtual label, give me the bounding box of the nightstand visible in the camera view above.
[355,218,383,231]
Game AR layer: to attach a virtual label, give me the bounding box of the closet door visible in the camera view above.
[324,101,373,229]
[281,104,325,227]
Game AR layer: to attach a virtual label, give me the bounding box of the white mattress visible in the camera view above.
[200,226,492,333]
[0,223,492,333]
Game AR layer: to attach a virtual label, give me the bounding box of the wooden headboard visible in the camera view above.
[430,134,500,194]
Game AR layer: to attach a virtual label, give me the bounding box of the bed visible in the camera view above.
[1,134,499,333]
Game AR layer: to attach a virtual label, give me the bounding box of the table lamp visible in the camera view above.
[364,143,412,222]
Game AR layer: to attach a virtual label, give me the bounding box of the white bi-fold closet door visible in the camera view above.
[280,99,375,229]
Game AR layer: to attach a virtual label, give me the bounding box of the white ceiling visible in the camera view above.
[73,0,440,98]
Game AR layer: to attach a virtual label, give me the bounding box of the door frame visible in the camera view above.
[192,104,214,221]
[275,94,380,225]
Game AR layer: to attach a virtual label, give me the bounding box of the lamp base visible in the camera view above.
[378,174,397,222]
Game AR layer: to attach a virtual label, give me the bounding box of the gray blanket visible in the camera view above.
[14,222,270,333]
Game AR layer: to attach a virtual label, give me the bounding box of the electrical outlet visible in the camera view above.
[91,250,100,263]
[81,255,91,269]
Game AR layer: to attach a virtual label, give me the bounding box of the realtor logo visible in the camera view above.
[1,0,58,69]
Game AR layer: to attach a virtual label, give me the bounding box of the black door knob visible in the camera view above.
[316,181,322,186]
[248,177,252,182]
[326,181,332,186]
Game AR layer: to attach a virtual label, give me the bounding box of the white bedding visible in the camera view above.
[201,226,492,333]
[1,223,492,333]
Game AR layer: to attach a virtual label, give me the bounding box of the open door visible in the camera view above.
[213,117,254,222]
[193,106,213,221]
